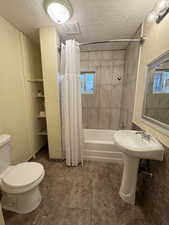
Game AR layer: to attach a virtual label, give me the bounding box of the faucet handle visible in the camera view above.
[136,131,144,135]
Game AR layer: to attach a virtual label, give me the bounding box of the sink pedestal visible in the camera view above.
[114,130,164,205]
[120,154,140,204]
[0,203,5,225]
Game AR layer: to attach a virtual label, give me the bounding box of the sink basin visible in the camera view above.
[114,130,164,160]
[114,130,164,205]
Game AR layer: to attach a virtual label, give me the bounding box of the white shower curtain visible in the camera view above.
[61,40,83,166]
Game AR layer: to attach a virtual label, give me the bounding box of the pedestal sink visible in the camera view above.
[114,130,164,204]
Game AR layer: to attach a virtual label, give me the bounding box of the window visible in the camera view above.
[80,72,95,94]
[152,70,169,93]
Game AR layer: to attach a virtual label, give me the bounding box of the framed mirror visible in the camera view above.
[143,50,169,131]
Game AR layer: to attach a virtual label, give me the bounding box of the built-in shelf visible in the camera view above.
[38,131,48,136]
[28,79,43,82]
[37,115,46,118]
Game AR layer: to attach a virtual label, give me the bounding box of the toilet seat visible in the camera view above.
[1,162,45,194]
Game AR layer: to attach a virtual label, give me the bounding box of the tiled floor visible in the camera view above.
[4,149,151,225]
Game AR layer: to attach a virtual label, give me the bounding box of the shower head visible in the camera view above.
[117,76,121,81]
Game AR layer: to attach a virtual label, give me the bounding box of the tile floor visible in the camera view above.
[4,149,151,225]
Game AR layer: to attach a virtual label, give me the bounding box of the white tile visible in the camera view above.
[80,50,126,130]
[80,52,89,61]
[101,60,113,66]
[109,109,121,129]
[98,109,111,129]
[100,85,113,108]
[88,51,102,60]
[102,51,112,60]
[112,85,122,108]
[88,52,96,60]
[88,62,99,70]
[82,108,88,128]
[87,108,99,129]
[80,61,89,71]
[95,65,102,85]
[112,50,125,60]
[81,95,88,108]
[87,88,100,108]
[95,51,102,60]
[100,65,113,85]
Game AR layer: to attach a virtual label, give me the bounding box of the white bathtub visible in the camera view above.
[83,129,123,163]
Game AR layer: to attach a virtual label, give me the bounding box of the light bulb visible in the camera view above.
[47,2,70,24]
[148,12,157,21]
[158,0,168,11]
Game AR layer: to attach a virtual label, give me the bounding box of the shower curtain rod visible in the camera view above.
[58,37,145,49]
[79,37,145,46]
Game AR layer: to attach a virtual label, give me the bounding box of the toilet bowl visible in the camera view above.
[0,135,45,214]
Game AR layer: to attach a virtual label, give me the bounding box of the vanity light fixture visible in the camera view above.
[156,1,169,23]
[148,12,157,21]
[148,0,169,24]
[44,0,73,24]
[158,0,168,11]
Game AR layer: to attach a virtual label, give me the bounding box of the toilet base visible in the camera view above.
[1,186,42,214]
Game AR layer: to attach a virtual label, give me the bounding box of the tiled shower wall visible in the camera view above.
[120,27,141,129]
[80,50,125,130]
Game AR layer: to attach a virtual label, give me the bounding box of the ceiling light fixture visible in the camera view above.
[44,0,73,24]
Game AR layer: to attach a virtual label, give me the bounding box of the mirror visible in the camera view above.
[143,51,169,130]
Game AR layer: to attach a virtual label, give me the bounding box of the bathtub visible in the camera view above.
[83,129,123,163]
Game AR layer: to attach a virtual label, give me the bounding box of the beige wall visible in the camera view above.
[0,16,44,163]
[39,27,62,159]
[133,13,169,147]
[80,50,125,130]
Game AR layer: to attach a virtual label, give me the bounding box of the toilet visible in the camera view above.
[0,134,45,214]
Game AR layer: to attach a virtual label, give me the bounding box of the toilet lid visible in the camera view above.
[2,162,44,188]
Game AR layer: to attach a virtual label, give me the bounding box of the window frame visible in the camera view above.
[80,71,96,95]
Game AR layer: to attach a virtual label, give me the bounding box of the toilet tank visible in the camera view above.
[0,135,11,174]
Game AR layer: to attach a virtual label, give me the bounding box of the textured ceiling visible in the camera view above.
[0,0,157,50]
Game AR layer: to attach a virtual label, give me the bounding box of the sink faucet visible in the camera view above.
[136,131,151,141]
